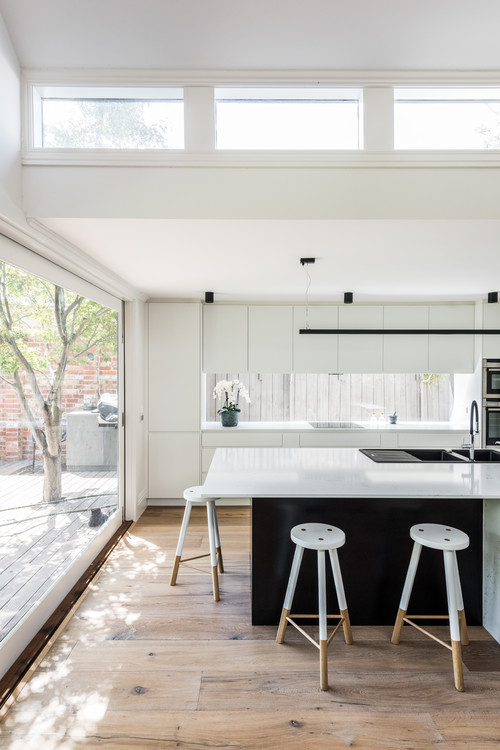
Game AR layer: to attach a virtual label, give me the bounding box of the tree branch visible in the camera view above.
[12,370,47,454]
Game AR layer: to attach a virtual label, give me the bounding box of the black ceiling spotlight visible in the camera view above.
[488,292,499,303]
[204,291,214,303]
[300,257,316,265]
[344,292,353,304]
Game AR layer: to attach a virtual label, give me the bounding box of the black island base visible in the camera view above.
[251,496,483,627]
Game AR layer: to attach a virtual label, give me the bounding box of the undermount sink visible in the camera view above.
[404,449,469,462]
[360,448,500,463]
[360,448,467,463]
[452,449,500,462]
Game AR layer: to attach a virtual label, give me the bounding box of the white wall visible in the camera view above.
[0,12,23,224]
[22,164,500,221]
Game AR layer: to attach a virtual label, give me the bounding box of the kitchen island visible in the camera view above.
[202,447,500,640]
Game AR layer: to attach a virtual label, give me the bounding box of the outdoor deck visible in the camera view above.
[0,459,118,644]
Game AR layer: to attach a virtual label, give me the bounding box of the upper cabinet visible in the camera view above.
[248,306,293,372]
[338,306,384,372]
[203,305,248,372]
[148,302,201,431]
[293,306,339,373]
[483,303,500,359]
[383,305,429,373]
[428,305,475,373]
[200,303,477,375]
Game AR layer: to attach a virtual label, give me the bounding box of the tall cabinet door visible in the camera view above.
[338,306,384,372]
[203,305,248,372]
[483,303,500,359]
[293,306,339,373]
[248,306,293,372]
[428,305,475,373]
[148,302,201,498]
[383,306,429,372]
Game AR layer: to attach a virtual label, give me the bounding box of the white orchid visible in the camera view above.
[213,379,251,413]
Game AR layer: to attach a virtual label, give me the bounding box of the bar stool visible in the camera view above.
[276,522,353,691]
[169,486,223,601]
[391,523,470,691]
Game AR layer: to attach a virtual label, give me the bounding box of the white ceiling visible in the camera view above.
[2,0,500,71]
[2,1,500,302]
[39,218,500,303]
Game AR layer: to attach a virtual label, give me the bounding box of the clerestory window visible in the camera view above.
[215,87,362,150]
[394,88,500,150]
[31,85,184,149]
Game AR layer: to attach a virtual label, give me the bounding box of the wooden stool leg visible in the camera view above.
[451,639,465,692]
[213,503,224,574]
[451,552,469,646]
[444,550,465,691]
[391,541,422,644]
[459,609,469,647]
[328,549,353,645]
[318,550,329,691]
[206,500,220,601]
[170,500,193,586]
[320,639,328,692]
[391,608,407,645]
[276,545,304,644]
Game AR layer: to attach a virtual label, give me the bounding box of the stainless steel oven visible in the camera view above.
[483,358,500,399]
[482,400,500,448]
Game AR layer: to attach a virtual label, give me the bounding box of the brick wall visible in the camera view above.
[0,353,117,463]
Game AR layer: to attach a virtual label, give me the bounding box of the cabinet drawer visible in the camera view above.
[397,433,467,448]
[202,431,283,448]
[149,432,200,498]
[299,432,381,448]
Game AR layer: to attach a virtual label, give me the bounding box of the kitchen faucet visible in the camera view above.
[469,400,479,461]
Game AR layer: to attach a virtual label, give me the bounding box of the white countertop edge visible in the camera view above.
[201,446,500,499]
[202,492,498,499]
[202,420,469,433]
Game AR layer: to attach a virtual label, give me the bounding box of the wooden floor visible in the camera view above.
[0,506,500,749]
[0,464,118,643]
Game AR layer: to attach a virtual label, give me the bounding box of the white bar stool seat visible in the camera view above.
[276,522,353,691]
[169,486,223,601]
[391,522,470,691]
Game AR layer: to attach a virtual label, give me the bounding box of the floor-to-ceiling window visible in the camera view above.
[0,238,124,675]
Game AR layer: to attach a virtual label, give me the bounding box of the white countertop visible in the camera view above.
[202,447,500,499]
[202,421,468,433]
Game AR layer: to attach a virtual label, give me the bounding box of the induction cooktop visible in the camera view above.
[309,421,365,429]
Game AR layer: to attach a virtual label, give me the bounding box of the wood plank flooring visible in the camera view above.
[0,468,118,641]
[0,506,499,749]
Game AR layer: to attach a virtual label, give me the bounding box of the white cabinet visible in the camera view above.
[248,306,293,372]
[483,303,500,359]
[293,306,339,373]
[383,306,429,373]
[203,305,248,372]
[149,432,200,498]
[202,431,283,447]
[428,305,475,373]
[299,432,381,448]
[148,303,201,431]
[148,302,201,499]
[338,306,384,372]
[397,432,468,448]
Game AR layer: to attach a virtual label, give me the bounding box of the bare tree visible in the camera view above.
[0,261,117,501]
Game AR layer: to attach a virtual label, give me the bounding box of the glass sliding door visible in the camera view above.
[0,254,123,669]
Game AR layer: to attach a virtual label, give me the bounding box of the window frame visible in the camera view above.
[394,87,500,150]
[21,73,500,167]
[214,86,363,151]
[26,82,185,151]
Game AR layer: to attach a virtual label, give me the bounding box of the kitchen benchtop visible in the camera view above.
[202,446,500,499]
[202,420,469,433]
